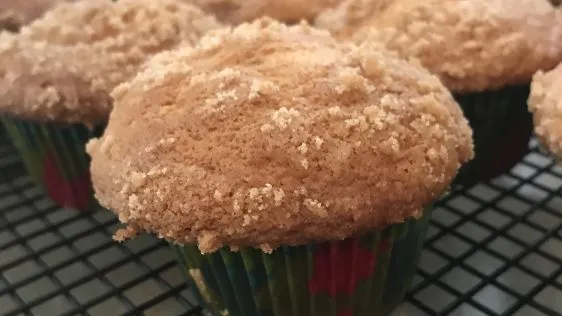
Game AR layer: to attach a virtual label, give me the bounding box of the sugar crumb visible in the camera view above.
[130,171,147,189]
[301,159,309,170]
[314,136,324,149]
[100,135,114,154]
[213,190,223,201]
[328,106,342,116]
[379,137,401,156]
[248,78,279,100]
[273,189,285,206]
[198,232,220,254]
[271,107,300,129]
[260,123,274,133]
[128,194,142,210]
[304,198,328,217]
[260,244,273,254]
[298,142,308,154]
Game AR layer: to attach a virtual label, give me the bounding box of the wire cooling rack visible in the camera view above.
[0,126,561,316]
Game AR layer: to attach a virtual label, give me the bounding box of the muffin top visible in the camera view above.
[87,19,473,253]
[529,62,562,159]
[0,0,222,125]
[186,0,342,24]
[317,0,562,93]
[0,0,68,32]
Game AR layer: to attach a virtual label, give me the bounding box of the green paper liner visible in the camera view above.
[1,117,105,210]
[453,85,533,187]
[173,207,433,316]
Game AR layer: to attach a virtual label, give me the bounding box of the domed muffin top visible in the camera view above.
[88,19,473,253]
[529,62,562,159]
[0,0,222,125]
[316,0,562,93]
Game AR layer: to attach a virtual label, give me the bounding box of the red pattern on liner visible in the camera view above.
[308,238,392,297]
[337,309,353,316]
[42,154,92,210]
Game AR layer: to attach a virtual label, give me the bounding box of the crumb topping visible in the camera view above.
[529,62,562,159]
[0,0,222,124]
[88,18,473,253]
[316,0,562,92]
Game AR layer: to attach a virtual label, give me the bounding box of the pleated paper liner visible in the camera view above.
[173,207,432,316]
[1,117,105,211]
[453,85,533,187]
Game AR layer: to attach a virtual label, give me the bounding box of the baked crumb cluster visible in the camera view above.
[317,0,562,93]
[529,63,562,159]
[88,19,473,253]
[0,0,222,124]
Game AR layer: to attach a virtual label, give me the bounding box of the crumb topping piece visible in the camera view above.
[0,0,222,124]
[529,62,562,159]
[88,18,473,253]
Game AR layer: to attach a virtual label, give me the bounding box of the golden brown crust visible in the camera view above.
[185,0,342,24]
[529,63,562,159]
[88,19,473,253]
[0,0,222,125]
[0,0,68,32]
[318,0,562,93]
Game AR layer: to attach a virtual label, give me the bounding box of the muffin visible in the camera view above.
[0,0,222,210]
[88,19,473,315]
[185,0,343,24]
[316,0,562,186]
[529,62,562,159]
[0,0,70,32]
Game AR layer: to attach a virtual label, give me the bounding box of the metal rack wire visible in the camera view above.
[0,124,561,316]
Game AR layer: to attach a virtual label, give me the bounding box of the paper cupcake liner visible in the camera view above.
[453,85,533,187]
[173,207,432,316]
[1,117,104,210]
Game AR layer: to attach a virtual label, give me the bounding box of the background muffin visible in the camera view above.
[88,19,473,315]
[185,0,343,24]
[529,62,562,159]
[318,0,562,186]
[0,0,71,32]
[0,0,222,210]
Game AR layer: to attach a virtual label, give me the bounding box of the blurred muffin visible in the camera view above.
[0,0,222,210]
[529,62,562,159]
[318,0,562,186]
[88,18,473,315]
[315,0,393,39]
[0,0,70,32]
[186,0,343,24]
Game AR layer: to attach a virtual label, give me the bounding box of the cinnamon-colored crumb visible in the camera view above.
[317,0,562,93]
[185,0,342,24]
[0,0,69,32]
[0,0,222,125]
[529,62,562,159]
[88,18,473,254]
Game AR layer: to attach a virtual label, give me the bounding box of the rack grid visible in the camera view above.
[0,125,561,316]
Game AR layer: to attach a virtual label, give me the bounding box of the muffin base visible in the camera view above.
[1,117,104,210]
[453,85,533,187]
[173,207,432,316]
